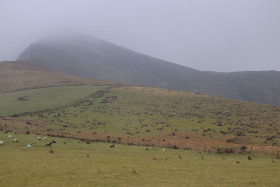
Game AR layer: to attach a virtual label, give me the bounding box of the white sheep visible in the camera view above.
[8,135,12,138]
[0,141,4,145]
[14,138,18,143]
[38,137,41,140]
[44,137,47,140]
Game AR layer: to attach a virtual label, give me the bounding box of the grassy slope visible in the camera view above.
[1,85,280,154]
[0,85,105,117]
[0,131,280,187]
[0,61,112,93]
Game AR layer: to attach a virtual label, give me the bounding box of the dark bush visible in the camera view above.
[226,139,232,143]
[240,145,247,151]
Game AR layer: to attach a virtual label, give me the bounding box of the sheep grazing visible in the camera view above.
[52,140,56,143]
[110,144,115,148]
[14,138,18,143]
[8,135,12,138]
[44,137,47,140]
[46,142,52,146]
[27,144,32,147]
[0,141,4,146]
[38,137,41,141]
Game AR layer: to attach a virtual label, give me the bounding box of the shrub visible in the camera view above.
[240,145,247,151]
[226,139,232,143]
[224,148,234,154]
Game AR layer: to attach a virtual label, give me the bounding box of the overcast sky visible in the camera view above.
[1,0,279,72]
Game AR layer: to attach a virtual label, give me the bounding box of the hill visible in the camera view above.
[18,35,280,105]
[0,60,112,93]
[2,85,280,154]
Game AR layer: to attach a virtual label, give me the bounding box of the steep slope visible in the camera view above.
[18,35,280,105]
[0,61,112,93]
[220,71,280,105]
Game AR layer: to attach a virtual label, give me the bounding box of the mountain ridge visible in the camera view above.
[18,35,280,105]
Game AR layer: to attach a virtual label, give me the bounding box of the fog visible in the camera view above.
[1,0,279,72]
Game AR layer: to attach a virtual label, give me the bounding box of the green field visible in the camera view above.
[0,132,279,186]
[0,85,105,117]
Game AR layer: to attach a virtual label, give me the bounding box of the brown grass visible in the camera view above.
[132,169,137,174]
[0,61,113,93]
[3,117,280,156]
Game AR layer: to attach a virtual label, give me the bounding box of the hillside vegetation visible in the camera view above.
[18,35,280,105]
[1,85,280,155]
[0,61,112,93]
